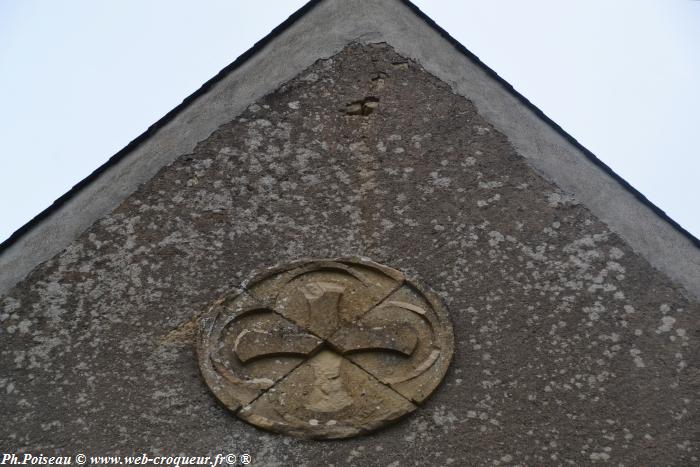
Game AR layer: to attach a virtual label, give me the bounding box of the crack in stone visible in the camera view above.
[342,355,416,407]
[254,273,405,341]
[198,259,453,438]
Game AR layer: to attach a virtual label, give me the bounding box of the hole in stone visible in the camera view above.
[371,72,387,90]
[345,97,380,116]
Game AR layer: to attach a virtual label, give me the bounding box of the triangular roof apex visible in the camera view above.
[1,0,698,300]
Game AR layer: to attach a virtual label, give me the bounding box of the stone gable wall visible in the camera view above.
[1,44,697,465]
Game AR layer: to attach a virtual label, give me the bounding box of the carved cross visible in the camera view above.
[232,281,418,363]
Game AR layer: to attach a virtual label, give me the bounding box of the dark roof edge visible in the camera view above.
[2,0,697,256]
[0,0,325,255]
[398,0,700,250]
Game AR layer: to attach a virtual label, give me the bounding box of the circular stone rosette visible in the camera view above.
[197,258,454,439]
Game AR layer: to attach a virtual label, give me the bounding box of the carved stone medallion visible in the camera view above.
[197,258,454,439]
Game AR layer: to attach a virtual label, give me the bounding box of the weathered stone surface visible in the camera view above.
[238,350,416,439]
[246,259,403,339]
[0,43,698,464]
[199,294,319,410]
[198,258,453,438]
[329,322,418,356]
[233,328,321,364]
[340,284,454,403]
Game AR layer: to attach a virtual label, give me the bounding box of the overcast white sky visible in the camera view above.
[1,0,698,244]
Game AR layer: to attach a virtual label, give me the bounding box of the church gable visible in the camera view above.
[1,43,697,464]
[2,0,698,301]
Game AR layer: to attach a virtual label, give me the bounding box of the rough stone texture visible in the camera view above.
[342,284,453,404]
[246,259,404,340]
[1,44,698,465]
[238,350,416,439]
[198,258,453,439]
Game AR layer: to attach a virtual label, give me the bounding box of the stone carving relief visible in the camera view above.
[197,258,454,439]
